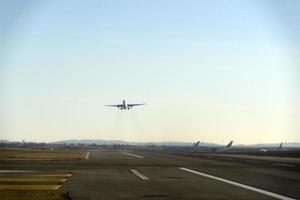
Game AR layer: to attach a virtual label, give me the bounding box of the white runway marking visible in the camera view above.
[276,163,295,167]
[179,167,296,200]
[245,160,259,163]
[122,152,144,158]
[85,152,90,160]
[130,169,149,180]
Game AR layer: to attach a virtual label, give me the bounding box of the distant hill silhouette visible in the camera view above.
[1,139,300,148]
[52,139,300,148]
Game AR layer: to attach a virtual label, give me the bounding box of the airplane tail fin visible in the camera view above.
[226,140,233,148]
[279,142,283,149]
[193,141,200,147]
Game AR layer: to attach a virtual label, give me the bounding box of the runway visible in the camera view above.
[0,150,299,199]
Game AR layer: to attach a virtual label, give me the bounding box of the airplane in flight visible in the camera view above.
[105,99,146,110]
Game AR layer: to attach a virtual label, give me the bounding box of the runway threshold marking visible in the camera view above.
[122,152,144,158]
[85,152,90,160]
[179,167,296,200]
[130,169,149,180]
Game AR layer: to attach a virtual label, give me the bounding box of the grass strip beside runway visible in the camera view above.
[0,185,61,190]
[0,177,67,183]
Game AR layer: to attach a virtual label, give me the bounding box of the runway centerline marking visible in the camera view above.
[130,169,149,180]
[245,160,259,163]
[122,152,144,158]
[85,152,90,160]
[276,163,295,167]
[179,167,295,200]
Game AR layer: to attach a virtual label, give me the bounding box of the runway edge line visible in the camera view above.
[179,167,296,200]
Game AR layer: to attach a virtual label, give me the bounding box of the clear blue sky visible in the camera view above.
[1,0,299,144]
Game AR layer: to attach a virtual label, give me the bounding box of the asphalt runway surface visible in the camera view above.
[0,150,299,200]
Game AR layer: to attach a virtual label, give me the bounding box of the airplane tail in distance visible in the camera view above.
[226,140,233,148]
[193,141,200,147]
[279,142,283,149]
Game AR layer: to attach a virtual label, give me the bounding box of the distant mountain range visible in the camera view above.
[52,139,300,148]
[1,139,300,147]
[52,139,192,146]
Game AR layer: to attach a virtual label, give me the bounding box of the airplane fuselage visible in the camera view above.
[121,100,128,110]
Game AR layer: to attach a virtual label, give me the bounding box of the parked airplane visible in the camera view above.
[191,140,233,152]
[193,141,200,148]
[259,142,283,152]
[191,141,200,151]
[105,99,146,110]
[212,140,233,152]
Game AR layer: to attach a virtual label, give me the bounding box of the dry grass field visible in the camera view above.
[0,190,69,200]
[0,148,87,160]
[0,148,79,199]
[0,171,72,200]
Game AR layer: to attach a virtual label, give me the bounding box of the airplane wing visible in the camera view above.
[105,104,122,107]
[127,103,146,107]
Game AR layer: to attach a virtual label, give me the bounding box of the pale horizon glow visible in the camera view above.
[0,0,299,144]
